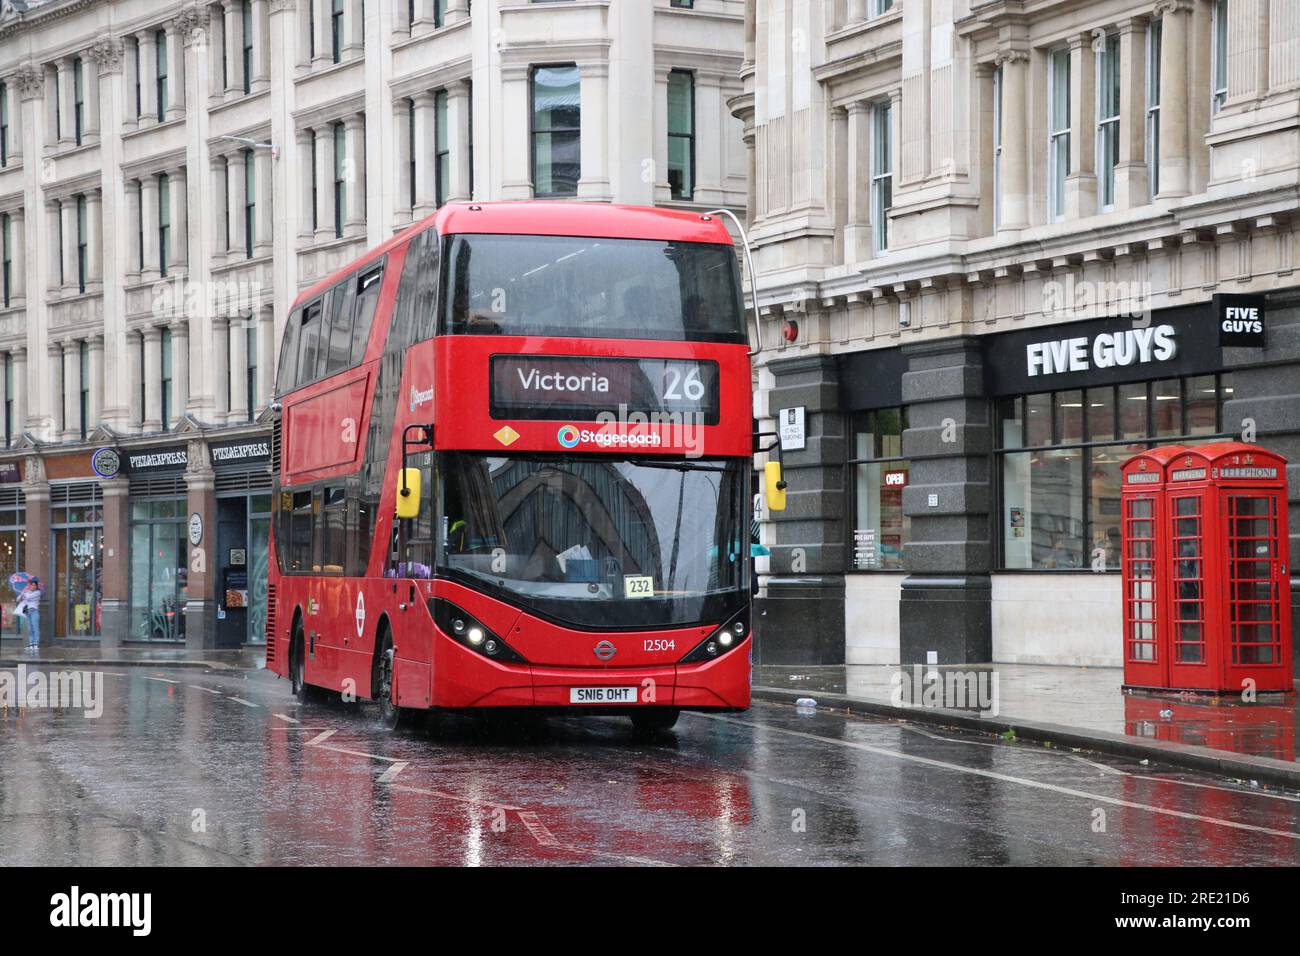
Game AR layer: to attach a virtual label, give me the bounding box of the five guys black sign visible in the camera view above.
[1214,292,1267,347]
[490,354,720,423]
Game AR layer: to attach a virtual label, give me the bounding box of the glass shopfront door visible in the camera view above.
[50,493,103,640]
[129,498,188,642]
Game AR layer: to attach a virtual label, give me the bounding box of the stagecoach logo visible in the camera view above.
[493,425,521,447]
[593,640,617,661]
[409,385,434,412]
[557,425,581,448]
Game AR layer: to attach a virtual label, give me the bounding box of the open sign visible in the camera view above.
[884,470,908,488]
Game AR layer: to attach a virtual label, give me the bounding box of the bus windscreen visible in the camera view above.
[442,234,745,342]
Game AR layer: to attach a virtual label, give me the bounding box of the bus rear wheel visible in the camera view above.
[290,622,327,704]
[630,709,680,734]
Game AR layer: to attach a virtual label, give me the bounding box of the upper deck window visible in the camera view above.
[441,233,745,343]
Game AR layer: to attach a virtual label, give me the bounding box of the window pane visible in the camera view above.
[1184,374,1217,435]
[1152,378,1181,437]
[1055,389,1084,444]
[1118,382,1148,439]
[853,461,910,570]
[997,397,1023,450]
[1025,392,1052,446]
[532,65,580,196]
[1086,387,1116,442]
[1002,448,1085,569]
[324,280,356,375]
[1088,443,1146,571]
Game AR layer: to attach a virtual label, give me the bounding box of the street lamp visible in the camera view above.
[218,134,279,160]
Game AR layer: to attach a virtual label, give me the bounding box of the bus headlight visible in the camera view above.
[681,609,750,664]
[430,598,526,663]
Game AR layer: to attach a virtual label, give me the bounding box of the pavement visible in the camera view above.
[753,663,1300,790]
[4,639,1297,789]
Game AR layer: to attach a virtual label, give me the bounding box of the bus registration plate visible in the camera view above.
[569,687,638,705]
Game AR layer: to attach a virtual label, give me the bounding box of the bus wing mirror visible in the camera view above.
[765,461,787,512]
[396,467,422,520]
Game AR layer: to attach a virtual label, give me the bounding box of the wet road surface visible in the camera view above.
[2,665,1299,866]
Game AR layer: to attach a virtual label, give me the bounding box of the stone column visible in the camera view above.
[87,335,103,431]
[127,330,144,429]
[312,0,332,68]
[171,320,190,424]
[167,166,188,267]
[45,201,62,293]
[125,180,143,277]
[8,210,25,303]
[47,341,64,439]
[63,339,82,442]
[996,51,1030,231]
[653,66,672,203]
[258,306,275,410]
[142,325,163,432]
[297,129,315,238]
[313,124,335,239]
[84,189,103,289]
[140,174,161,280]
[229,316,249,423]
[343,113,366,235]
[5,76,24,164]
[57,57,76,145]
[165,21,186,118]
[1156,1,1192,198]
[577,62,611,200]
[845,101,872,263]
[59,199,78,293]
[756,355,847,666]
[251,0,272,91]
[899,337,992,665]
[98,476,131,650]
[446,0,469,24]
[43,65,58,147]
[211,154,229,259]
[344,0,365,59]
[694,73,725,207]
[411,92,437,216]
[1115,19,1149,208]
[10,349,26,437]
[209,1,227,99]
[228,150,248,255]
[124,36,140,126]
[254,147,274,255]
[500,64,532,199]
[393,97,413,222]
[447,80,473,202]
[83,55,101,141]
[212,316,230,421]
[1064,32,1097,218]
[184,441,218,650]
[138,30,159,125]
[224,0,245,98]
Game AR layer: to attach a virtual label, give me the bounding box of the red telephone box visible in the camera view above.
[1120,445,1188,689]
[1123,442,1294,694]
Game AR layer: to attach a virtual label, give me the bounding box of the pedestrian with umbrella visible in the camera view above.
[11,573,42,651]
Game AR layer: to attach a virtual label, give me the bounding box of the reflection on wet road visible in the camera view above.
[2,666,1299,866]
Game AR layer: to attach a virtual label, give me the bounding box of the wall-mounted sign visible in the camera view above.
[188,513,203,546]
[884,469,908,488]
[778,406,806,451]
[984,304,1225,397]
[0,460,21,484]
[1214,293,1266,348]
[229,548,247,566]
[209,439,272,465]
[124,445,188,473]
[91,447,121,479]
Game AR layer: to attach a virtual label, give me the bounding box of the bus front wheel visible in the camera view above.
[291,620,327,704]
[374,633,407,731]
[630,709,680,734]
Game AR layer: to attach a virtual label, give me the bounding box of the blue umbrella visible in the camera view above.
[9,571,32,594]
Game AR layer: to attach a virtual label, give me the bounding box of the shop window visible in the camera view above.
[847,407,910,570]
[129,498,186,642]
[996,375,1233,571]
[0,504,25,637]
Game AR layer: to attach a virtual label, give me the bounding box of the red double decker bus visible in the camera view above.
[266,201,779,731]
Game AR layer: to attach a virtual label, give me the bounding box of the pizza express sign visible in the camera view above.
[985,306,1224,397]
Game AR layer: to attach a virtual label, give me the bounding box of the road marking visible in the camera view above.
[317,744,401,763]
[517,811,561,847]
[377,761,409,783]
[186,685,224,695]
[226,696,259,708]
[141,676,181,684]
[696,713,1300,841]
[306,728,337,746]
[388,783,523,812]
[272,713,301,724]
